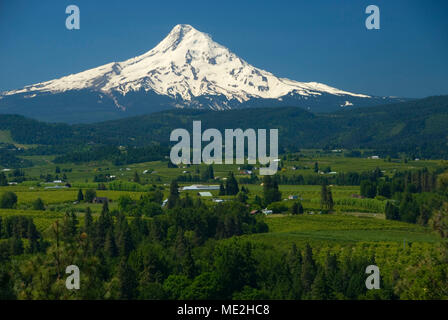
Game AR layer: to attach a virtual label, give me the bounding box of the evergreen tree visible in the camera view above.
[32,198,45,211]
[225,172,239,195]
[287,244,303,299]
[167,180,180,209]
[360,180,377,198]
[26,222,40,253]
[385,201,400,220]
[102,201,110,215]
[0,173,8,186]
[134,171,140,184]
[399,193,419,223]
[320,182,328,210]
[301,244,316,293]
[291,201,303,215]
[84,207,93,233]
[117,258,137,299]
[237,191,248,203]
[311,270,328,299]
[291,202,299,215]
[0,192,17,209]
[263,175,281,205]
[116,215,133,257]
[77,189,84,202]
[208,165,214,180]
[219,182,226,196]
[9,235,23,255]
[62,212,78,243]
[326,187,334,211]
[104,230,117,258]
[182,246,196,278]
[85,189,96,203]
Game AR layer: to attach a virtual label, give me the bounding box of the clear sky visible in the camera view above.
[0,0,447,98]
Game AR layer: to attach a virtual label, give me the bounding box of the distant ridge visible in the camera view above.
[0,95,447,159]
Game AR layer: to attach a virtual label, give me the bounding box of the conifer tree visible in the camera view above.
[0,173,8,186]
[225,172,239,195]
[104,230,117,258]
[77,189,84,202]
[301,244,316,293]
[320,182,328,210]
[134,171,140,184]
[326,186,334,211]
[84,207,93,233]
[167,180,180,209]
[219,182,226,196]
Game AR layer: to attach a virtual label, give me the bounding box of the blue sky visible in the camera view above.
[0,0,447,98]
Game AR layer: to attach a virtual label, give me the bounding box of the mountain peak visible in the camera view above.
[154,24,212,53]
[170,24,195,34]
[1,23,376,116]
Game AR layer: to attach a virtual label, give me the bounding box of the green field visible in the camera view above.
[244,214,438,249]
[0,154,443,239]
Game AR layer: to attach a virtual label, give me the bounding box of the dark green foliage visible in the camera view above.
[225,172,239,196]
[385,201,400,221]
[399,193,419,223]
[0,191,17,209]
[219,182,225,196]
[291,201,304,215]
[0,173,8,186]
[361,180,377,198]
[32,198,45,211]
[200,165,214,181]
[9,235,23,255]
[320,182,334,211]
[133,171,140,184]
[77,189,84,202]
[263,175,281,205]
[85,189,96,203]
[167,180,179,209]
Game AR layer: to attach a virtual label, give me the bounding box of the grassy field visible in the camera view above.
[0,130,38,149]
[243,214,439,249]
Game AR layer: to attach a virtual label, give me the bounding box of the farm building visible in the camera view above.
[262,208,273,215]
[198,192,213,197]
[182,184,220,191]
[93,197,109,204]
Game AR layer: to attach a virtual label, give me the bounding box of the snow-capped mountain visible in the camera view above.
[0,24,403,123]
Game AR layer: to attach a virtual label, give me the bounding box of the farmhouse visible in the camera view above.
[262,208,273,215]
[93,197,109,204]
[182,184,220,191]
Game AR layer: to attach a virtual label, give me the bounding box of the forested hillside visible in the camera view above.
[0,95,447,160]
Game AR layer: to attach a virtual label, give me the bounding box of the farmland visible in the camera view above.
[0,150,447,300]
